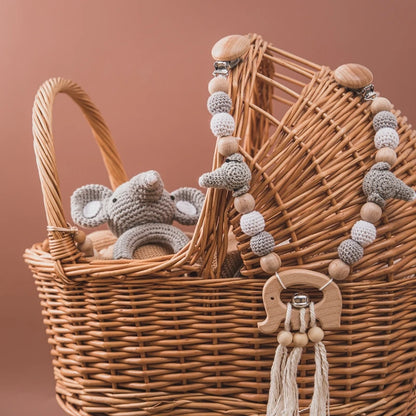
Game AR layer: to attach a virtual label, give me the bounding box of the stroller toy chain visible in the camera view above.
[198,35,416,416]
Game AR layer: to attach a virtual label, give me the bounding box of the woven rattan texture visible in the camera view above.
[24,34,416,415]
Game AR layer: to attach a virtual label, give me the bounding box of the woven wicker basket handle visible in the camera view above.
[32,78,128,261]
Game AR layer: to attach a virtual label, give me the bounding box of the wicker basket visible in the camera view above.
[24,34,416,416]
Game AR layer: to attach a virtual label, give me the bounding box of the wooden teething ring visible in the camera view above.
[258,269,342,332]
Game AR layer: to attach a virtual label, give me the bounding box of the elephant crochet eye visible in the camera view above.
[225,158,231,163]
[170,195,175,200]
[112,198,117,203]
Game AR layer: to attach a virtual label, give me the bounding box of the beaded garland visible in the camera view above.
[200,57,416,282]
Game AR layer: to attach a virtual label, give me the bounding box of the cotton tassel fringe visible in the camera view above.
[266,303,292,416]
[309,302,330,416]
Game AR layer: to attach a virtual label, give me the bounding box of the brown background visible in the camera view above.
[1,0,415,414]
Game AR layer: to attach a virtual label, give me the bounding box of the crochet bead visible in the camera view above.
[260,253,281,274]
[208,76,228,94]
[308,327,324,343]
[234,193,255,214]
[338,239,364,265]
[360,202,382,223]
[74,230,86,243]
[293,332,309,347]
[351,220,377,247]
[370,97,393,114]
[207,91,232,115]
[334,63,373,89]
[218,136,240,156]
[328,259,350,280]
[277,330,293,346]
[210,113,235,137]
[375,147,397,165]
[374,127,399,149]
[373,111,398,131]
[250,231,275,256]
[240,211,265,236]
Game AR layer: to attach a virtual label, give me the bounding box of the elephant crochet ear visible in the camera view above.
[71,184,112,228]
[171,187,205,225]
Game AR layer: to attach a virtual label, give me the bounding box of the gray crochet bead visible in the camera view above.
[240,211,265,236]
[207,91,232,115]
[374,127,399,149]
[338,238,364,265]
[250,231,275,256]
[373,111,398,132]
[351,220,376,247]
[210,113,235,137]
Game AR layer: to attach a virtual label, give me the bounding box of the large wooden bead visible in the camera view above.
[212,34,251,61]
[308,327,325,343]
[208,76,228,94]
[375,147,397,165]
[328,258,350,280]
[218,136,240,156]
[234,193,255,214]
[293,332,309,347]
[74,230,86,243]
[260,253,282,274]
[371,97,393,114]
[360,202,382,223]
[334,63,373,89]
[277,330,293,346]
[79,237,94,257]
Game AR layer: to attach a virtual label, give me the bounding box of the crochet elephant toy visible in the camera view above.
[71,171,205,259]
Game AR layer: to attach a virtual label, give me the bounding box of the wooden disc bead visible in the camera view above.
[260,252,281,274]
[79,237,94,257]
[308,326,325,343]
[293,332,309,347]
[234,193,255,214]
[74,230,86,243]
[328,258,350,281]
[360,202,382,223]
[277,330,293,346]
[217,136,240,156]
[370,97,393,114]
[334,63,373,90]
[375,147,397,165]
[211,34,250,61]
[208,76,228,95]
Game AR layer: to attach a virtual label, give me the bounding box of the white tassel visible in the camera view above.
[280,307,307,416]
[266,303,292,416]
[309,302,330,416]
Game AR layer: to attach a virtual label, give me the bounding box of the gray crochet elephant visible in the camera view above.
[71,171,205,259]
[363,162,415,206]
[199,153,252,196]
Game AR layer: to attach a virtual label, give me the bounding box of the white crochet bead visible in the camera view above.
[210,113,235,137]
[374,127,399,150]
[351,220,377,247]
[207,91,232,115]
[240,211,265,236]
[373,111,398,131]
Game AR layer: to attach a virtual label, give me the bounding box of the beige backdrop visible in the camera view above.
[1,0,415,414]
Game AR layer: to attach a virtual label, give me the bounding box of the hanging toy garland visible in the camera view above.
[199,35,416,416]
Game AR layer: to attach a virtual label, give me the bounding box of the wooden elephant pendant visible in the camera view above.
[258,269,342,332]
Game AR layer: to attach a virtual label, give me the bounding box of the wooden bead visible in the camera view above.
[277,330,293,346]
[375,147,397,165]
[41,238,50,252]
[308,327,325,343]
[211,34,251,61]
[208,76,228,94]
[79,237,94,257]
[217,136,240,156]
[74,230,86,243]
[260,253,282,274]
[328,259,350,281]
[293,332,309,348]
[371,97,393,114]
[334,63,373,89]
[360,202,382,223]
[234,193,255,214]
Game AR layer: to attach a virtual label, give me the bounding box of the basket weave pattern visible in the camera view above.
[25,34,416,415]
